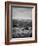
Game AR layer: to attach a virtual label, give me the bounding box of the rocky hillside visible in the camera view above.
[11,19,32,38]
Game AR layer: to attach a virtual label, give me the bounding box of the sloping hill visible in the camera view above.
[11,19,32,38]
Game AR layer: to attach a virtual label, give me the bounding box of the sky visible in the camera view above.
[12,7,32,20]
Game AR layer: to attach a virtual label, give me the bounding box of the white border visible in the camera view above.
[9,4,35,42]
